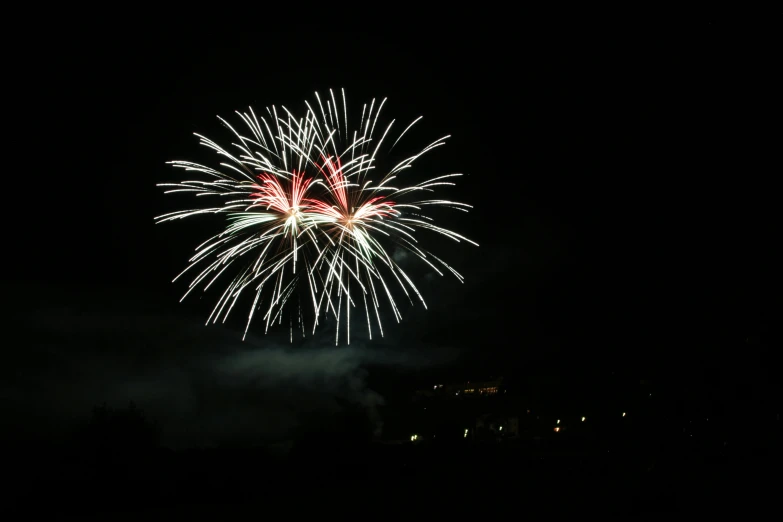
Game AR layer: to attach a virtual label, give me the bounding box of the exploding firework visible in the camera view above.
[156,89,477,344]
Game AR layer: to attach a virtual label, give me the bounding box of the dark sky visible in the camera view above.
[4,19,779,447]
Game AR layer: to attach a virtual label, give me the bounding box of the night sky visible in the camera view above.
[4,20,778,449]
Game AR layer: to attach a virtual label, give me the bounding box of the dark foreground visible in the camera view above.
[8,435,778,517]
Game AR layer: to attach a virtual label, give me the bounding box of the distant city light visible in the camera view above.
[464,429,468,438]
[499,426,503,431]
[622,412,626,417]
[554,427,560,433]
[557,419,560,424]
[581,416,586,422]
[410,434,418,441]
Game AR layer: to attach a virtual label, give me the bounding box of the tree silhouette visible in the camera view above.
[86,402,159,449]
[82,401,161,480]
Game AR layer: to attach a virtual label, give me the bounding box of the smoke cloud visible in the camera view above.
[4,283,458,449]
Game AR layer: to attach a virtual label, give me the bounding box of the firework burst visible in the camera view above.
[156,89,477,344]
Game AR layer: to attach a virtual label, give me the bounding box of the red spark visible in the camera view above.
[249,171,315,215]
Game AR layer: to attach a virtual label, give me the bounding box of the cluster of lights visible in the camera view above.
[413,411,629,441]
[552,416,588,432]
